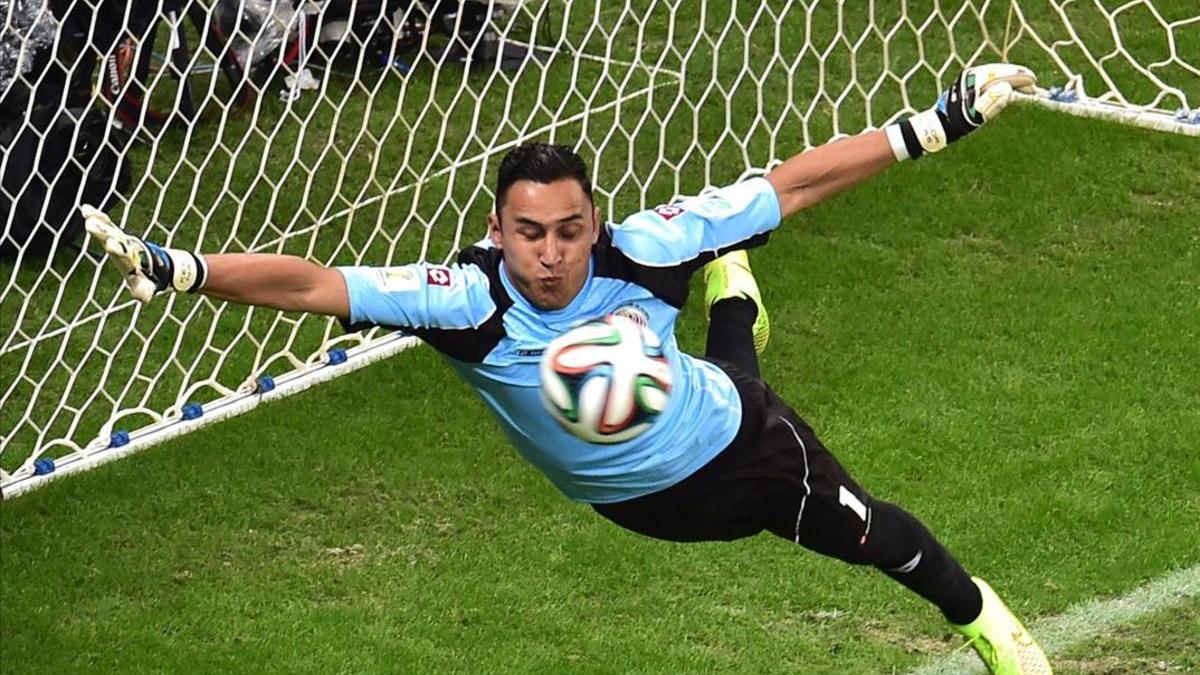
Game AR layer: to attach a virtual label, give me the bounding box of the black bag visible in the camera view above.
[0,106,132,259]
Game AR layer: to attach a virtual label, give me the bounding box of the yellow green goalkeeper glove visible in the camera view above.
[887,63,1036,161]
[81,205,207,303]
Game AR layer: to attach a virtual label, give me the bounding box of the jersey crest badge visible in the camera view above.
[612,304,650,327]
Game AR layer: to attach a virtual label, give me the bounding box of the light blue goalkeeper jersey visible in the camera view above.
[338,178,782,503]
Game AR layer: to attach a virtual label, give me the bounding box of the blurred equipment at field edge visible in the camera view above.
[423,0,531,70]
[97,0,534,130]
[0,0,535,260]
[0,0,134,259]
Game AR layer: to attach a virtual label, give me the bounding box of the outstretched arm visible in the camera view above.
[765,130,895,218]
[81,211,350,319]
[767,63,1036,220]
[201,254,349,318]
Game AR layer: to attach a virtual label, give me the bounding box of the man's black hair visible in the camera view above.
[495,142,593,213]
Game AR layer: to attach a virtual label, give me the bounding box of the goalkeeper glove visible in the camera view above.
[81,205,207,303]
[886,63,1036,161]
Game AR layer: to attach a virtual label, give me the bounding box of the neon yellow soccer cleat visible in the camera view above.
[955,577,1053,674]
[702,250,770,354]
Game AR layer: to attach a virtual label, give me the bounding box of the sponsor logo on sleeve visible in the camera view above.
[652,204,686,221]
[426,266,452,287]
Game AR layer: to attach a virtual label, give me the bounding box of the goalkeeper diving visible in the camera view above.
[87,64,1051,674]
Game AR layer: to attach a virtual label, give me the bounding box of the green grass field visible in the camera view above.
[3,1,1199,672]
[2,107,1198,674]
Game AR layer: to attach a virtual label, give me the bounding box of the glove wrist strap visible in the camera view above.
[165,248,207,293]
[887,108,946,161]
[885,123,912,161]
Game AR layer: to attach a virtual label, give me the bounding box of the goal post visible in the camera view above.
[1002,1,1199,135]
[1,0,1196,497]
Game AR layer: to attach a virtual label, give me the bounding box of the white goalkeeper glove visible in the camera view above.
[81,205,207,303]
[886,63,1036,161]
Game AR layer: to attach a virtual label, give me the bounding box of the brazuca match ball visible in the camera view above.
[540,314,672,444]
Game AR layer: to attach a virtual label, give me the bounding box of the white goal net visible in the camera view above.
[2,0,1197,496]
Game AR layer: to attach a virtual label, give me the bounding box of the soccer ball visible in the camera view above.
[540,314,672,444]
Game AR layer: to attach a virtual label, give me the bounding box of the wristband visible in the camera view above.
[887,109,948,161]
[167,248,207,293]
[885,123,911,162]
[144,241,207,293]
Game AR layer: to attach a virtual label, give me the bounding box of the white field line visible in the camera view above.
[908,563,1200,675]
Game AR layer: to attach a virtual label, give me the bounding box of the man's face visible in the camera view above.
[489,178,601,310]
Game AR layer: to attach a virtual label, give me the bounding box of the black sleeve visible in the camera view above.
[592,224,769,309]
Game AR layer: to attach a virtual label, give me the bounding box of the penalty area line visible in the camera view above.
[907,563,1200,675]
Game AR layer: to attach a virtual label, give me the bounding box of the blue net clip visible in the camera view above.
[34,457,56,475]
[326,349,348,365]
[1048,86,1077,103]
[109,430,130,448]
[256,375,276,393]
[182,403,204,420]
[1174,108,1200,125]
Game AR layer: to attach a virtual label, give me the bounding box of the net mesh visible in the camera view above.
[2,0,1197,491]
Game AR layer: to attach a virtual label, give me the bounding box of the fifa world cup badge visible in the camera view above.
[378,267,421,292]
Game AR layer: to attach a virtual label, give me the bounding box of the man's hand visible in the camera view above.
[937,63,1037,139]
[887,63,1036,160]
[82,205,206,303]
